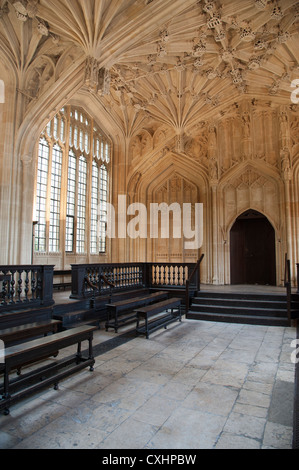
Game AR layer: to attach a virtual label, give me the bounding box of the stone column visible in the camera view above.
[279,109,293,265]
[281,150,293,254]
[211,182,219,284]
[208,125,219,284]
[19,154,35,264]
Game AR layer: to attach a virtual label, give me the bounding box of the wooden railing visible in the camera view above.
[149,262,195,288]
[72,263,146,299]
[185,254,205,313]
[0,265,54,311]
[71,262,199,300]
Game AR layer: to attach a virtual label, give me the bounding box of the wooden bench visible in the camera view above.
[105,291,168,333]
[0,319,62,345]
[53,270,72,290]
[135,297,182,339]
[0,319,62,375]
[0,325,96,415]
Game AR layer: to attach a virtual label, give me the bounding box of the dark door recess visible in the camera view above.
[230,210,276,285]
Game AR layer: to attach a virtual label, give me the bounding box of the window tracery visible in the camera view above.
[34,106,111,255]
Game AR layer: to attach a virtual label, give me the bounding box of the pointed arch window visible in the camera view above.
[99,165,108,253]
[49,144,62,252]
[35,138,50,252]
[34,106,111,256]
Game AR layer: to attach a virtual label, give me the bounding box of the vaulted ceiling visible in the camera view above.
[1,0,298,137]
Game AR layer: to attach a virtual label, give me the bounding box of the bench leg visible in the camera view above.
[114,312,119,333]
[1,366,11,415]
[145,316,149,339]
[3,367,11,400]
[76,342,82,363]
[88,336,94,372]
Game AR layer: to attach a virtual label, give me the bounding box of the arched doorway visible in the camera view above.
[230,210,276,285]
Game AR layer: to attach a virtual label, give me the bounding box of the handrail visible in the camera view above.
[284,253,292,325]
[185,254,204,313]
[84,274,116,307]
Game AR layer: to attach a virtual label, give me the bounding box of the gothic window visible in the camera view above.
[34,106,111,256]
[99,165,108,253]
[76,156,87,253]
[90,162,99,255]
[65,150,76,253]
[49,144,62,252]
[35,138,49,252]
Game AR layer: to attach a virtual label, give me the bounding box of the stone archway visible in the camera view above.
[230,209,276,286]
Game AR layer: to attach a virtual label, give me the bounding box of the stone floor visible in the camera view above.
[0,305,296,450]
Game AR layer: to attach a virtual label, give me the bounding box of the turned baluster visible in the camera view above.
[181,266,186,286]
[174,265,179,286]
[8,270,16,305]
[37,269,43,300]
[1,271,8,306]
[17,270,23,303]
[24,269,30,302]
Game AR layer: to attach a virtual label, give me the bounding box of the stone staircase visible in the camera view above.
[52,287,299,329]
[186,290,295,327]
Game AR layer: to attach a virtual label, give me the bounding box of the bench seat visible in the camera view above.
[105,291,168,333]
[0,319,61,345]
[135,297,182,339]
[0,325,96,415]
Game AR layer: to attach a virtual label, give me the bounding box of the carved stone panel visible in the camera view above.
[223,168,279,231]
[152,174,199,263]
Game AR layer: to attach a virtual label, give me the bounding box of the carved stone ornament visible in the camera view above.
[280,148,292,181]
[271,5,283,20]
[255,0,268,10]
[21,154,33,166]
[37,21,49,36]
[207,13,221,29]
[248,56,262,70]
[240,25,255,42]
[13,1,27,16]
[85,57,100,93]
[16,11,27,21]
[203,2,214,14]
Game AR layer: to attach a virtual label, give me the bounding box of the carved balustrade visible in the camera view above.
[71,262,197,299]
[0,265,54,311]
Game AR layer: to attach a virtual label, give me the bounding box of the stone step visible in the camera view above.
[186,310,289,327]
[189,303,286,318]
[192,296,286,310]
[187,290,290,326]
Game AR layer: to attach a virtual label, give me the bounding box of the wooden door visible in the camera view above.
[230,210,276,285]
